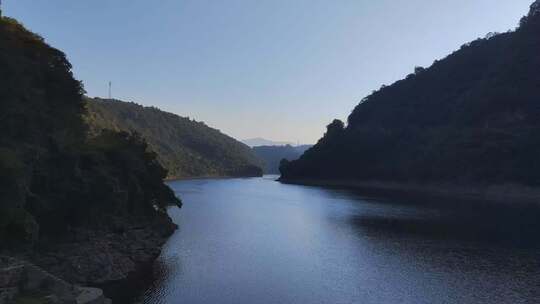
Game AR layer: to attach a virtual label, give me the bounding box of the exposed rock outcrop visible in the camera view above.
[29,214,177,286]
[0,256,111,304]
[1,213,176,303]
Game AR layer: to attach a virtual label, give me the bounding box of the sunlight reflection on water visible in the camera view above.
[125,177,540,304]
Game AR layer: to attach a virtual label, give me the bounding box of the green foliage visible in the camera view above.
[0,17,180,245]
[282,7,540,186]
[85,98,263,178]
[0,18,86,149]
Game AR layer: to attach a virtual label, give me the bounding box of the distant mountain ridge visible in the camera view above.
[281,2,540,190]
[253,145,313,174]
[242,138,295,147]
[86,98,263,179]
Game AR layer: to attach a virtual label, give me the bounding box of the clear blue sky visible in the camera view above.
[6,0,533,144]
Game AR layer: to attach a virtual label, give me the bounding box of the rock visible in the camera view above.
[1,258,111,304]
[1,213,177,302]
[44,294,60,304]
[22,264,78,303]
[0,287,18,304]
[76,287,108,304]
[30,214,177,286]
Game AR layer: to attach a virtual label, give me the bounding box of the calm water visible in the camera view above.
[132,177,540,304]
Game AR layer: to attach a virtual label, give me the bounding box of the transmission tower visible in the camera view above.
[108,81,112,99]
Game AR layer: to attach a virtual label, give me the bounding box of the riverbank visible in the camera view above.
[279,178,540,205]
[0,256,111,304]
[165,174,262,182]
[31,214,176,285]
[1,213,177,303]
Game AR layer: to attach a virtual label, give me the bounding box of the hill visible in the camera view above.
[281,2,540,193]
[0,16,179,287]
[85,98,263,179]
[242,138,295,147]
[253,145,312,174]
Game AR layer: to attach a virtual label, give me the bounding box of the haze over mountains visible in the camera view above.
[281,2,540,193]
[242,138,313,174]
[242,138,296,148]
[252,145,312,174]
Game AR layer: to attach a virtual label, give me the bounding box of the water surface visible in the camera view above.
[137,177,540,304]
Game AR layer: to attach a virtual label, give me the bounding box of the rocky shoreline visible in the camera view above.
[1,213,177,303]
[1,256,112,304]
[29,214,176,286]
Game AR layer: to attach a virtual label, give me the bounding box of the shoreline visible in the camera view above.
[9,213,179,303]
[279,178,540,205]
[165,174,263,182]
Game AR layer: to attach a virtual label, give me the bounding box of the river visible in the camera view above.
[126,176,540,303]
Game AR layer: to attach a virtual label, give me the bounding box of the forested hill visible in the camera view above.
[86,98,263,179]
[281,2,540,187]
[253,145,312,174]
[0,17,179,246]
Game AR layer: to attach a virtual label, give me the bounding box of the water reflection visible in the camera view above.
[348,197,540,248]
[116,177,540,304]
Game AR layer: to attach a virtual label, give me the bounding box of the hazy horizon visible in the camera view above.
[7,0,533,144]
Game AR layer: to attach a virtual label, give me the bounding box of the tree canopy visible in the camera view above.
[0,17,180,246]
[85,98,263,179]
[281,4,540,186]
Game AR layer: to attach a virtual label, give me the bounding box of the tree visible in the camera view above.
[325,119,345,139]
